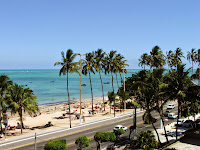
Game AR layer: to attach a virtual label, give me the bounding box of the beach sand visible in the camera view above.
[1,97,134,139]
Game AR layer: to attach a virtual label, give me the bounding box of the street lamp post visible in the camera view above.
[78,53,85,124]
[123,67,126,111]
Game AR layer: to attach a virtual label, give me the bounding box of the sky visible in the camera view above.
[0,0,199,69]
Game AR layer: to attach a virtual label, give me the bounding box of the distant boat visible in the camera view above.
[50,81,55,83]
[81,83,86,86]
[104,82,110,84]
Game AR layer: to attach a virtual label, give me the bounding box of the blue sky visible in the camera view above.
[0,0,199,69]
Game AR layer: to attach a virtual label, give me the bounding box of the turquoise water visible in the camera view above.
[0,69,140,105]
[0,69,198,105]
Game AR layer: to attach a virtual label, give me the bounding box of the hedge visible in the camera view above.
[44,139,67,150]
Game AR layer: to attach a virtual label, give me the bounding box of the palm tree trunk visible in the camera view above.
[152,122,161,146]
[99,72,105,111]
[0,103,3,134]
[159,113,169,143]
[192,61,193,74]
[148,107,161,146]
[119,73,123,86]
[157,101,169,143]
[111,72,115,117]
[110,103,111,114]
[198,63,200,86]
[116,74,119,89]
[67,72,72,128]
[20,107,23,134]
[134,106,137,133]
[89,72,94,113]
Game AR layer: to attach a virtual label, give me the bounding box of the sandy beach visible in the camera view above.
[0,96,133,140]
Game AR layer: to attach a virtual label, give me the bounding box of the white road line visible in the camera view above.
[85,131,97,135]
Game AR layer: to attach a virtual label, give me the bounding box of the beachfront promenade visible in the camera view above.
[0,110,138,150]
[0,103,199,150]
[0,105,184,150]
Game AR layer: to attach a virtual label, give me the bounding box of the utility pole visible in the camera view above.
[35,133,37,150]
[78,53,85,124]
[123,67,126,110]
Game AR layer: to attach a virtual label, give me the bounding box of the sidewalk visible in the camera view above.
[0,109,144,149]
[154,113,200,148]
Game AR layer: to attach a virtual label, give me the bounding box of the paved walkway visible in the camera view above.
[154,113,200,150]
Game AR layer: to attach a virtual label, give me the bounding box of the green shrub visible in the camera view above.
[94,132,104,142]
[102,132,110,142]
[44,139,67,150]
[75,136,90,150]
[94,132,116,143]
[133,130,157,150]
[114,128,125,136]
[108,132,116,142]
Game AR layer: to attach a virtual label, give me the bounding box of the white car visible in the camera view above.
[113,125,127,131]
[168,113,178,119]
[163,110,172,117]
[167,104,175,109]
[174,119,185,127]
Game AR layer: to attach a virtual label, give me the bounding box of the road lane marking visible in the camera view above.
[7,113,144,150]
[2,110,145,148]
[6,110,177,150]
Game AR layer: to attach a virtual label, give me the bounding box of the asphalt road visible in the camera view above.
[0,106,178,150]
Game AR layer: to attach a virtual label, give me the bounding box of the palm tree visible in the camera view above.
[150,69,169,143]
[163,63,193,139]
[129,101,140,140]
[8,84,38,134]
[129,70,161,145]
[135,78,162,146]
[195,49,200,85]
[0,75,12,134]
[114,53,129,88]
[105,50,117,117]
[166,50,173,71]
[187,48,196,74]
[54,49,79,128]
[117,89,130,112]
[150,46,165,69]
[138,53,150,70]
[82,52,95,113]
[172,48,184,68]
[107,91,116,114]
[94,49,106,111]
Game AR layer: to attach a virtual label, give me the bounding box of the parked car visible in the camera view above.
[113,125,127,131]
[168,113,178,119]
[174,119,185,127]
[182,120,194,128]
[167,104,175,109]
[163,110,172,117]
[107,144,116,150]
[195,119,200,128]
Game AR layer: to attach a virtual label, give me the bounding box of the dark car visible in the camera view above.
[107,144,116,150]
[182,120,194,128]
[195,119,200,128]
[163,110,172,117]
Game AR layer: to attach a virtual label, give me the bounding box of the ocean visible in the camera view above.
[0,69,140,105]
[0,69,198,105]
